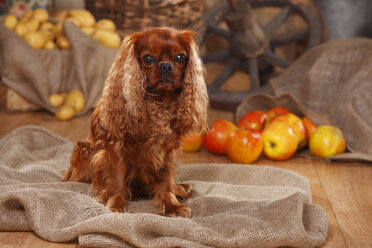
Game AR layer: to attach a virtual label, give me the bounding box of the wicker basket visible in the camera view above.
[85,0,205,33]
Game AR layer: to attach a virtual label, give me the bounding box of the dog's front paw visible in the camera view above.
[106,193,126,213]
[159,204,192,218]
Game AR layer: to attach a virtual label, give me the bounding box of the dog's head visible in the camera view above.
[132,28,192,93]
[101,27,209,135]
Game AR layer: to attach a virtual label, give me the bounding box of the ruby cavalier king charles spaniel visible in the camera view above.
[62,27,209,217]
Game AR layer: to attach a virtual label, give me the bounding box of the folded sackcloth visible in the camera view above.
[0,125,328,248]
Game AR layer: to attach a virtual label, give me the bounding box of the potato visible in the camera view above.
[80,26,95,36]
[3,15,18,30]
[56,105,75,121]
[40,22,54,31]
[54,10,69,21]
[14,22,28,37]
[93,29,121,49]
[32,8,49,23]
[52,22,63,36]
[65,90,85,113]
[39,30,55,41]
[44,40,57,50]
[95,19,116,31]
[69,9,95,27]
[49,94,64,107]
[24,31,46,49]
[24,19,40,32]
[23,10,33,19]
[56,35,71,49]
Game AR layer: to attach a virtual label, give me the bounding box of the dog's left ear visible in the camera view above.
[177,30,209,135]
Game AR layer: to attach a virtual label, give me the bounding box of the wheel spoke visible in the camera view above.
[207,25,232,41]
[209,58,239,89]
[271,29,309,47]
[248,58,260,89]
[263,50,290,69]
[265,5,292,35]
[203,49,230,63]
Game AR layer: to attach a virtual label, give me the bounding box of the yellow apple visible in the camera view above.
[271,113,306,149]
[262,122,298,161]
[181,133,204,152]
[309,125,346,158]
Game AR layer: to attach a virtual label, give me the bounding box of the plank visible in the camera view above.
[314,160,372,248]
[0,232,77,248]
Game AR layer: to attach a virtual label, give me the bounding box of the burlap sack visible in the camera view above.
[237,38,372,162]
[0,21,117,114]
[0,126,328,248]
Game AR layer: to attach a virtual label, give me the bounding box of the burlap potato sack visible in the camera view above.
[0,21,117,114]
[237,38,372,162]
[0,125,328,248]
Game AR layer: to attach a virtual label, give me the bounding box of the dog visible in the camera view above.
[62,27,208,217]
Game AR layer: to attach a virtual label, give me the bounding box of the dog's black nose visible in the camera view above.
[160,63,174,74]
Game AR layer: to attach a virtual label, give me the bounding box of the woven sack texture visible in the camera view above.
[0,126,328,247]
[0,21,116,115]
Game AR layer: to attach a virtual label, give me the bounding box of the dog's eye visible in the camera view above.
[143,54,156,65]
[175,53,186,64]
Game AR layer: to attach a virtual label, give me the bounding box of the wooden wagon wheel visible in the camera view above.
[191,0,326,110]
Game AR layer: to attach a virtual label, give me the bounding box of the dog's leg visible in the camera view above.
[62,142,94,183]
[151,157,192,218]
[153,179,192,218]
[91,142,130,213]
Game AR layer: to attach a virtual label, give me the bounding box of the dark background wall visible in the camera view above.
[313,0,372,40]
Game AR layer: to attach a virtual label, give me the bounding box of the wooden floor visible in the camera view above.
[0,110,371,248]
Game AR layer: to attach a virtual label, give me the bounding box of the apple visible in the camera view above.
[262,122,298,160]
[302,116,317,143]
[309,125,346,158]
[181,133,205,152]
[204,120,237,155]
[226,129,263,164]
[237,110,267,131]
[271,113,306,149]
[265,106,291,124]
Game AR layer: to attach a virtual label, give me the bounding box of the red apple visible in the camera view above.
[265,106,291,124]
[226,129,263,164]
[182,133,205,152]
[204,120,237,155]
[302,116,317,144]
[271,113,306,149]
[237,110,267,131]
[262,122,298,160]
[309,125,346,158]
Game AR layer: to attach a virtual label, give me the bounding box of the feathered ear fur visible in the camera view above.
[177,31,209,135]
[98,34,146,138]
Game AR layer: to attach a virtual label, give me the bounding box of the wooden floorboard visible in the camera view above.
[0,110,371,248]
[314,160,372,248]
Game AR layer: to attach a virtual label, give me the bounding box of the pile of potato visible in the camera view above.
[49,90,85,120]
[3,8,121,49]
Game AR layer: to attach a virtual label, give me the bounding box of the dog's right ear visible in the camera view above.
[98,33,147,136]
